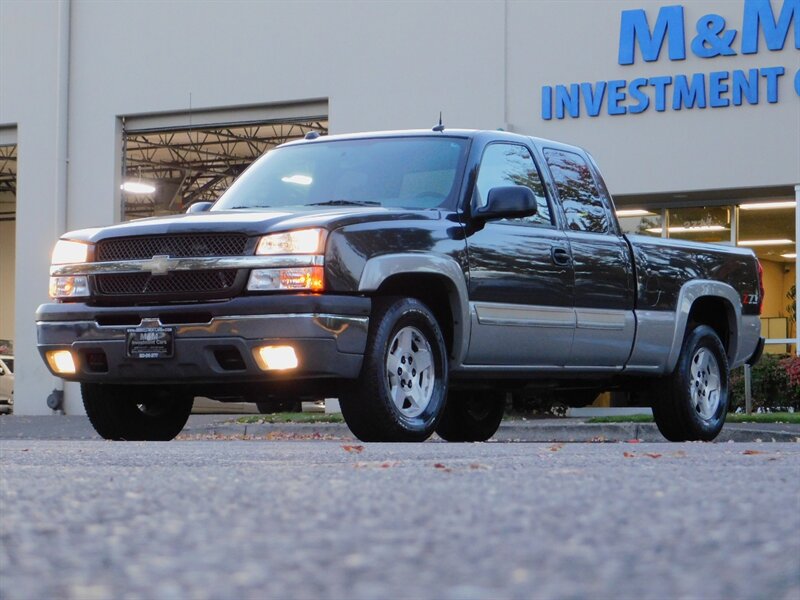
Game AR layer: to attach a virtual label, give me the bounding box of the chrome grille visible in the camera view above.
[95,270,238,295]
[96,234,247,261]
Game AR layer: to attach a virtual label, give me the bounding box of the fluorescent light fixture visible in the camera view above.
[739,201,796,211]
[646,225,727,234]
[121,181,156,194]
[281,174,313,186]
[616,209,656,217]
[781,253,797,259]
[737,239,794,247]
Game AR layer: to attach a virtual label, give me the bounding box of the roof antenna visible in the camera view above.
[432,112,444,132]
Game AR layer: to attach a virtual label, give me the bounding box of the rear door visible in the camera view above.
[541,147,635,369]
[464,141,574,367]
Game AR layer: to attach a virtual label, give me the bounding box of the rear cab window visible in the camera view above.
[543,148,612,234]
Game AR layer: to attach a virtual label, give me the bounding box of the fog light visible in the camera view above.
[46,350,77,375]
[248,266,324,292]
[49,276,90,299]
[254,345,298,371]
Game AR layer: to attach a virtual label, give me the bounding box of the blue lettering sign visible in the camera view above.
[649,76,673,111]
[692,14,738,57]
[607,80,628,115]
[732,68,760,104]
[556,84,580,119]
[741,0,800,54]
[673,74,707,109]
[542,86,553,120]
[581,82,607,117]
[709,71,731,106]
[628,78,651,113]
[619,5,686,64]
[760,66,785,101]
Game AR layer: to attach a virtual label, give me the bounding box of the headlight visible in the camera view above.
[51,240,90,265]
[256,228,326,255]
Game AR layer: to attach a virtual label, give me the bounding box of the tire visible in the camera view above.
[339,297,448,442]
[256,399,302,414]
[82,383,194,441]
[436,391,505,442]
[652,325,730,442]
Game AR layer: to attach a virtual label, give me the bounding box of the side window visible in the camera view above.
[543,148,609,234]
[474,143,553,227]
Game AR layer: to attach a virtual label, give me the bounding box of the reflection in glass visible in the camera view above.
[661,207,731,243]
[617,209,662,237]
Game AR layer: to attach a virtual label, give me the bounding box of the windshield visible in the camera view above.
[212,136,468,211]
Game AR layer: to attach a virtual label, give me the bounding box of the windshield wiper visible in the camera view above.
[306,200,380,207]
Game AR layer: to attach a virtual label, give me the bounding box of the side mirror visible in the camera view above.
[186,201,213,214]
[474,186,537,221]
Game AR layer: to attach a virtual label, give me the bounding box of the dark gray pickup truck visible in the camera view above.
[37,129,764,442]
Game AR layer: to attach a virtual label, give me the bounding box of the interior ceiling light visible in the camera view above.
[739,201,796,210]
[646,225,727,234]
[616,209,656,217]
[737,239,794,246]
[121,181,156,194]
[781,253,797,259]
[281,174,313,185]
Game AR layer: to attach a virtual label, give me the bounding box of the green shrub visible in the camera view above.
[730,353,800,412]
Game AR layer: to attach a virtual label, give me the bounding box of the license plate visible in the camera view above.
[126,326,174,359]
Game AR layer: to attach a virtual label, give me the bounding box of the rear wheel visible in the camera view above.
[652,325,729,442]
[82,383,194,441]
[436,391,505,442]
[339,297,448,442]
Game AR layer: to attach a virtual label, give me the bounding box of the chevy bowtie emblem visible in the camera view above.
[144,255,171,276]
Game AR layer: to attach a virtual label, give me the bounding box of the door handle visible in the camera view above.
[551,247,572,266]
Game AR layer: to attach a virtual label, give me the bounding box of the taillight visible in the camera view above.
[756,260,765,314]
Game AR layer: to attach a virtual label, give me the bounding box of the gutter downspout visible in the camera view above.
[51,0,71,410]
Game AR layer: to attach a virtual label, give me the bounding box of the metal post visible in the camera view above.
[795,184,799,356]
[744,364,753,414]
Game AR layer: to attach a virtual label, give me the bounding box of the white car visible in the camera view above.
[0,356,14,413]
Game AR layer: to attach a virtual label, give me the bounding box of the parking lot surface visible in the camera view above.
[1,440,799,600]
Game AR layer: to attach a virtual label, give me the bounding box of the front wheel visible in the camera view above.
[436,391,505,442]
[652,325,729,442]
[339,297,448,442]
[82,383,194,441]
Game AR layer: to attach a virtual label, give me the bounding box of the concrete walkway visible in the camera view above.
[1,414,798,442]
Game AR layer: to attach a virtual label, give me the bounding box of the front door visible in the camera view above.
[464,142,574,367]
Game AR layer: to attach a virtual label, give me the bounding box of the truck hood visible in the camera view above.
[63,207,444,243]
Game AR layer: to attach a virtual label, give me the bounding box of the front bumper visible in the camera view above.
[36,295,370,384]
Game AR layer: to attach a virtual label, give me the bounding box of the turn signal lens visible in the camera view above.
[51,240,90,265]
[256,229,325,255]
[49,276,90,299]
[254,345,298,371]
[248,266,324,292]
[46,350,77,375]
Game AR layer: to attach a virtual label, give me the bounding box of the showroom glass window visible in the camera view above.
[473,143,553,227]
[543,149,609,234]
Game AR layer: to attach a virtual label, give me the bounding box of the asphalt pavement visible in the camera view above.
[1,439,799,600]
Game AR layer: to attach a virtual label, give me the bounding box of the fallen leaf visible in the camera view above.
[645,453,662,459]
[742,449,767,455]
[623,451,636,458]
[671,450,687,457]
[626,439,642,444]
[549,443,564,452]
[342,445,364,454]
[380,462,392,468]
[433,463,452,472]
